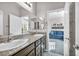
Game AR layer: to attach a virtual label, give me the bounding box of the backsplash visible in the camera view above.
[0,37,8,43]
[0,35,23,43]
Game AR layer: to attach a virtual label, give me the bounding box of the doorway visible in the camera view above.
[47,9,64,55]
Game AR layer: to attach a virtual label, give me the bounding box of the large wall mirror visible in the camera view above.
[21,16,29,34]
[0,10,3,35]
[9,14,22,35]
[9,14,29,35]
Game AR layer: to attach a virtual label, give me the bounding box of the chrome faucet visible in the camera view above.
[7,36,12,42]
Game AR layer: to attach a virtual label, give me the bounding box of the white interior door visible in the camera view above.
[69,2,75,56]
[65,2,79,56]
[75,2,79,56]
[64,2,71,56]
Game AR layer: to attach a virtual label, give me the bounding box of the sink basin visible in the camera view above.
[34,34,44,37]
[0,39,28,51]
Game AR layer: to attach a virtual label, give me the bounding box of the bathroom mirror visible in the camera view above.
[21,16,29,34]
[9,14,29,35]
[9,14,22,35]
[0,10,3,35]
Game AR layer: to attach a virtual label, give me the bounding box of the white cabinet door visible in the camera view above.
[0,10,3,35]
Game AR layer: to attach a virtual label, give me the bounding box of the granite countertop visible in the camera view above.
[0,34,45,56]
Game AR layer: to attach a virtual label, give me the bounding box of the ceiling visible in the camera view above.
[36,2,65,17]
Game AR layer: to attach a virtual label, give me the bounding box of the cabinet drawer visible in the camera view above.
[27,50,35,56]
[13,43,34,56]
[40,37,46,52]
[36,45,40,56]
[13,47,28,56]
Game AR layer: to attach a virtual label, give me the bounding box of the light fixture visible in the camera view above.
[39,17,44,21]
[24,16,29,20]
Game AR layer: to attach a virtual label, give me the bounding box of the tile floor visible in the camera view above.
[42,51,63,56]
[42,39,64,56]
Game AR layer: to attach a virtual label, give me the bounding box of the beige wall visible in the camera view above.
[36,2,65,17]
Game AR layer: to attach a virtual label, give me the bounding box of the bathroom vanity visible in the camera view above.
[11,34,46,56]
[0,34,46,56]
